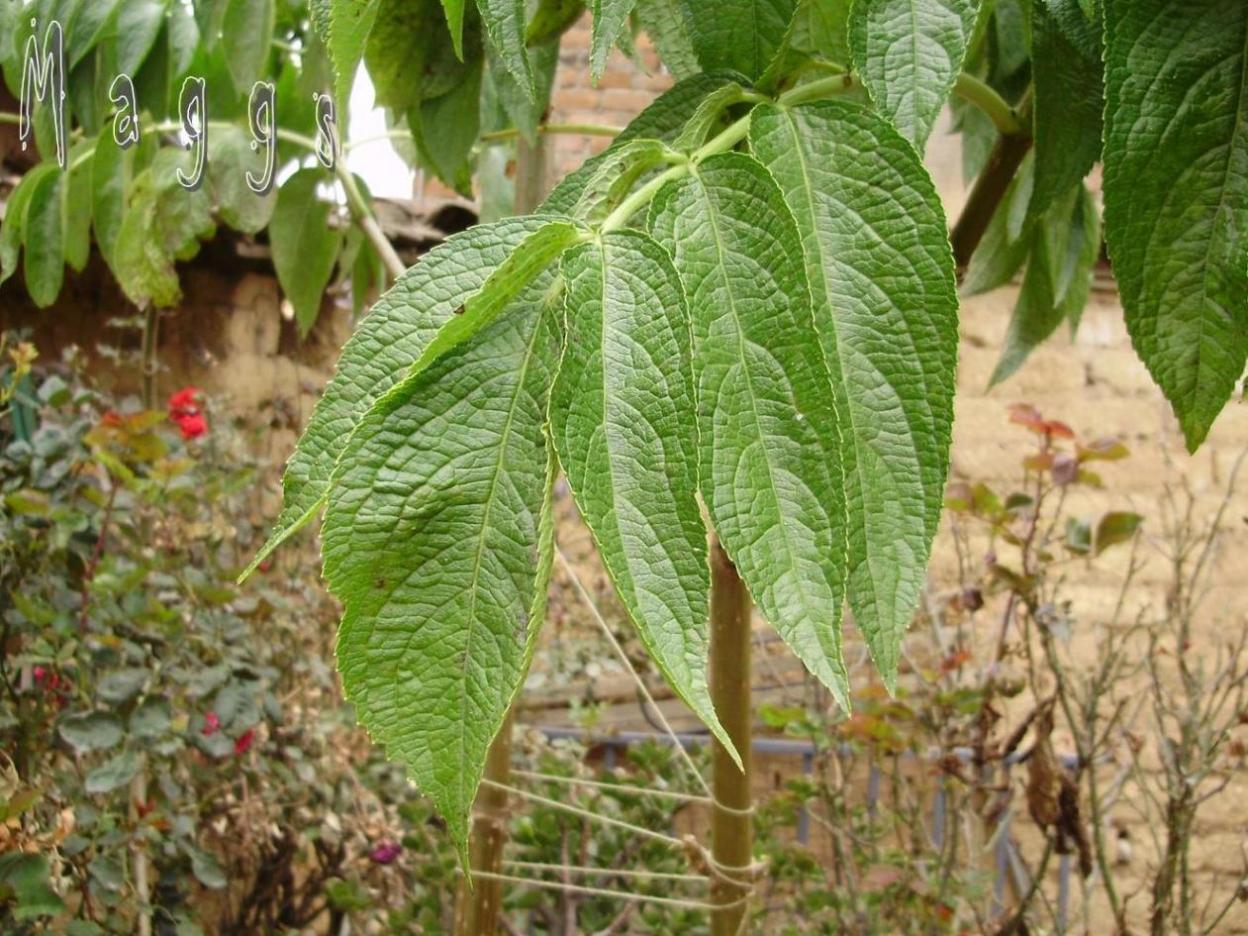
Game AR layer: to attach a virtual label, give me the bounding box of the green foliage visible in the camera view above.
[1102,0,1248,451]
[269,168,342,336]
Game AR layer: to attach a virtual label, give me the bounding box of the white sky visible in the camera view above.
[344,68,415,200]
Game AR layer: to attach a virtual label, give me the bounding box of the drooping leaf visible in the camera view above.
[208,126,276,234]
[477,0,536,102]
[676,0,796,80]
[63,141,94,273]
[248,217,551,572]
[962,149,1034,295]
[527,0,586,47]
[366,0,475,113]
[113,149,216,308]
[65,0,122,67]
[484,25,559,142]
[990,183,1100,385]
[648,153,851,709]
[440,0,467,57]
[590,0,638,80]
[1102,0,1248,451]
[1028,0,1102,219]
[0,164,55,288]
[22,165,65,309]
[750,100,957,689]
[91,131,135,275]
[848,0,977,152]
[551,230,736,759]
[324,0,381,112]
[102,0,167,77]
[323,284,560,861]
[222,0,275,94]
[633,0,700,79]
[409,54,484,195]
[270,169,342,338]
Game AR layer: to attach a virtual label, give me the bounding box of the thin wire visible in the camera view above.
[461,870,751,912]
[481,779,686,850]
[554,545,713,799]
[503,859,710,884]
[511,768,712,806]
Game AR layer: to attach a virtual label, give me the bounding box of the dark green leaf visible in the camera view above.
[58,712,124,753]
[325,0,381,112]
[591,0,638,80]
[270,169,342,337]
[678,0,796,79]
[1094,511,1142,555]
[478,0,535,101]
[23,165,65,308]
[85,750,141,794]
[1102,0,1248,450]
[222,0,275,94]
[633,0,700,79]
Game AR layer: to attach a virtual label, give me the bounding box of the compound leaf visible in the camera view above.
[1102,0,1248,451]
[750,100,957,690]
[551,230,736,760]
[649,152,851,709]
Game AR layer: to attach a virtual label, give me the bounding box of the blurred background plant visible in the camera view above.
[2,341,1245,935]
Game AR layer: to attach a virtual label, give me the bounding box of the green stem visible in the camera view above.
[480,122,624,144]
[953,72,1026,136]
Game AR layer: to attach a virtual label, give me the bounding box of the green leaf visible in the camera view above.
[222,0,274,94]
[551,230,736,760]
[97,667,149,703]
[1094,511,1142,556]
[187,847,227,890]
[648,152,851,709]
[23,165,65,309]
[673,81,752,151]
[991,183,1099,385]
[0,853,65,919]
[1102,0,1248,451]
[750,100,958,690]
[633,0,700,79]
[0,164,53,287]
[91,131,134,275]
[100,0,168,78]
[441,0,467,57]
[478,0,536,102]
[409,55,484,196]
[677,0,796,79]
[66,0,122,68]
[591,0,638,80]
[85,749,141,794]
[63,142,94,273]
[407,219,584,382]
[208,126,277,234]
[58,712,124,753]
[484,27,559,143]
[1028,0,1102,219]
[113,149,216,308]
[366,0,475,113]
[249,216,551,573]
[962,149,1034,295]
[551,139,678,223]
[323,283,560,861]
[848,0,977,152]
[270,169,342,338]
[324,0,382,112]
[527,0,586,47]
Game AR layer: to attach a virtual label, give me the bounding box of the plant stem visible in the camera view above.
[454,709,516,936]
[949,91,1033,274]
[709,538,754,935]
[952,73,1025,136]
[480,122,623,144]
[139,304,160,409]
[334,162,405,282]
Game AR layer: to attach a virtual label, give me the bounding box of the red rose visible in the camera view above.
[173,411,208,439]
[233,728,255,755]
[167,387,202,413]
[202,712,221,736]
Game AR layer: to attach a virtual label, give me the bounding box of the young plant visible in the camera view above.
[238,0,1248,888]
